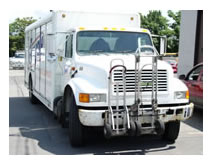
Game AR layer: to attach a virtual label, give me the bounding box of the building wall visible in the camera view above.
[178,10,198,76]
[194,11,203,65]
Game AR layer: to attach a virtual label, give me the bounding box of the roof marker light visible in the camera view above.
[79,27,85,30]
[142,29,148,32]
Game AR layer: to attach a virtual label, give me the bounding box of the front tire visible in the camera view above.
[163,121,180,142]
[65,90,84,147]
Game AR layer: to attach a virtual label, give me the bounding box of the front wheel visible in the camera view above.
[163,121,180,142]
[65,90,84,147]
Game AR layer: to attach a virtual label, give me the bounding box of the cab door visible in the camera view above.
[62,33,74,86]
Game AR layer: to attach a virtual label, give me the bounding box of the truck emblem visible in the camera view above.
[139,81,153,87]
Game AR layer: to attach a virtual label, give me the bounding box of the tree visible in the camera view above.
[167,10,181,52]
[140,10,181,53]
[140,11,171,35]
[140,11,173,52]
[9,17,36,57]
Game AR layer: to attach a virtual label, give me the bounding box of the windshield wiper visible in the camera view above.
[115,50,135,53]
[89,50,110,55]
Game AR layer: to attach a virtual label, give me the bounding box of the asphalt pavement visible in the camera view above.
[9,69,203,155]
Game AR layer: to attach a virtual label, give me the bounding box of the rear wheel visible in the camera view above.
[29,77,38,104]
[56,99,63,122]
[65,89,84,147]
[163,121,180,142]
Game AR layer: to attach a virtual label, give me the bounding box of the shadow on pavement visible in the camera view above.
[10,97,177,155]
[183,107,203,132]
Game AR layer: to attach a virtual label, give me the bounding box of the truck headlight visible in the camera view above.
[174,91,189,99]
[79,93,106,103]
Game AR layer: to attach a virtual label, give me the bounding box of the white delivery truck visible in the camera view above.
[24,10,193,147]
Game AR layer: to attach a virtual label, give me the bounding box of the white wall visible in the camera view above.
[178,10,198,76]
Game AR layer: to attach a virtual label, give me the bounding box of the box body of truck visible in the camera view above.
[25,10,193,146]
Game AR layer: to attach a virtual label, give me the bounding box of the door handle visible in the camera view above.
[47,53,57,62]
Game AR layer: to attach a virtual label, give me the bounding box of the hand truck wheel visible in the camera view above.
[128,120,136,136]
[154,119,165,135]
[135,121,142,136]
[104,123,112,139]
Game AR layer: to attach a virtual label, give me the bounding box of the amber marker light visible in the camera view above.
[186,90,189,99]
[71,67,76,71]
[79,93,90,103]
[79,27,85,30]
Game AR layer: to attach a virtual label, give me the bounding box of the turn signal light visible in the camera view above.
[79,93,89,103]
[186,90,189,99]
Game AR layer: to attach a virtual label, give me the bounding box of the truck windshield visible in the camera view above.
[77,31,152,55]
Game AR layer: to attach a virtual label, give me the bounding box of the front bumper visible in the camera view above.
[78,103,194,126]
[156,103,194,122]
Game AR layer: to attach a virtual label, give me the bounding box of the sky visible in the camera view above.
[9,10,49,23]
[9,10,174,24]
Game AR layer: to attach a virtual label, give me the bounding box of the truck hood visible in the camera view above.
[76,54,171,72]
[74,54,173,90]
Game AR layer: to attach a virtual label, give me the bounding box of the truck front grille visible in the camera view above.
[113,69,167,93]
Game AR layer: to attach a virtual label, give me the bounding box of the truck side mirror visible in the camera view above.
[159,36,166,55]
[151,35,167,56]
[137,38,141,55]
[179,74,186,80]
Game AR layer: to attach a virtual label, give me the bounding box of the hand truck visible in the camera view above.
[104,59,136,138]
[130,45,165,136]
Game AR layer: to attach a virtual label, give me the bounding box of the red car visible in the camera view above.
[179,63,203,109]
